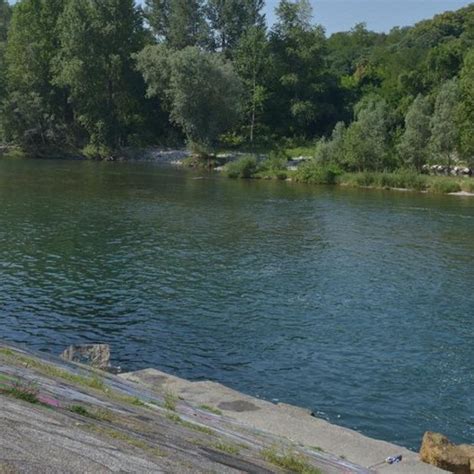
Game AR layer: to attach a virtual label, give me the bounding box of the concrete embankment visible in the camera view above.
[0,342,445,474]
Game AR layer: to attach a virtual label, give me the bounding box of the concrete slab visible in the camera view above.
[121,369,446,474]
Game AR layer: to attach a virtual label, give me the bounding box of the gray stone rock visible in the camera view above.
[60,344,111,369]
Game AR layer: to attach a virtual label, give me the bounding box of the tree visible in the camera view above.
[55,0,146,155]
[397,94,432,171]
[206,0,265,54]
[268,0,333,137]
[145,0,209,49]
[234,25,270,142]
[458,49,474,166]
[429,79,460,170]
[0,0,10,41]
[316,121,346,166]
[137,45,243,153]
[2,0,69,148]
[343,98,391,171]
[274,0,312,33]
[0,0,11,137]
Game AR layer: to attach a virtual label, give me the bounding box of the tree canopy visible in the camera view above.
[0,0,472,166]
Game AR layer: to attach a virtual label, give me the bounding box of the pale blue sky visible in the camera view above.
[8,0,473,35]
[264,0,472,34]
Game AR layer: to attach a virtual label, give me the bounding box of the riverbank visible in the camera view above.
[219,156,474,196]
[2,145,473,197]
[0,341,445,473]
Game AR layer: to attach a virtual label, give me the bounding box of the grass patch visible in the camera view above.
[69,405,115,421]
[261,447,321,474]
[164,391,178,411]
[85,425,165,457]
[0,348,15,357]
[0,350,107,392]
[213,441,240,455]
[427,177,462,194]
[284,144,316,158]
[198,404,222,416]
[166,413,215,436]
[460,179,474,193]
[1,381,40,404]
[107,392,147,407]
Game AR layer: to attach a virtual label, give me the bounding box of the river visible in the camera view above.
[0,158,472,450]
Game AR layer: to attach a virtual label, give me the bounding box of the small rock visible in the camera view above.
[61,344,111,370]
[420,432,473,474]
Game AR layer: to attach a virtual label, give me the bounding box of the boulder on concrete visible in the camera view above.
[420,432,473,474]
[61,344,111,369]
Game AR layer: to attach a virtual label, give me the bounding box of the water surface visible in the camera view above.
[0,158,472,449]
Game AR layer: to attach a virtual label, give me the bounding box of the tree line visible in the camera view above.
[0,0,473,170]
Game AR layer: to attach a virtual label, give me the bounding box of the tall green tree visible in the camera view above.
[458,49,474,166]
[397,94,432,171]
[268,0,334,137]
[145,0,209,49]
[137,45,243,153]
[0,0,10,41]
[206,0,265,54]
[0,0,11,138]
[2,0,68,148]
[343,98,391,171]
[234,25,270,142]
[55,0,146,155]
[429,79,460,170]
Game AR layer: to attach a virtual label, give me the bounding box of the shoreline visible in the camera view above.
[1,147,473,198]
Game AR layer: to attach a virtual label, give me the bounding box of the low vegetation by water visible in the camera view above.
[223,155,474,194]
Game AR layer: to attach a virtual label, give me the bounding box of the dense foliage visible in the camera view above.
[0,0,472,166]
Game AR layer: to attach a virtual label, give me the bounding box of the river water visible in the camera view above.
[0,158,472,449]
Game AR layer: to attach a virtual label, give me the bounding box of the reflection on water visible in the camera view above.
[0,158,473,449]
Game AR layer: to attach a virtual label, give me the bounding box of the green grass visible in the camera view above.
[166,413,215,436]
[69,405,115,421]
[0,348,15,357]
[284,144,317,158]
[85,425,165,457]
[1,381,40,404]
[427,176,462,194]
[198,404,223,416]
[339,171,474,194]
[0,349,108,391]
[212,441,240,455]
[261,447,322,474]
[164,391,178,411]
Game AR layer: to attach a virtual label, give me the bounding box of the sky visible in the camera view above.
[7,0,474,35]
[265,0,473,34]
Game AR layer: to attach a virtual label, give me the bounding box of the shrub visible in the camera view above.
[224,155,258,179]
[294,161,342,184]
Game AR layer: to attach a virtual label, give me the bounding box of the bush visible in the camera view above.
[294,161,342,184]
[428,177,462,194]
[224,155,258,179]
[257,150,289,179]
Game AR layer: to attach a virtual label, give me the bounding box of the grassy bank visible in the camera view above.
[223,156,474,195]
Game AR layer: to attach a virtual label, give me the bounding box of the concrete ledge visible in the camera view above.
[121,368,446,474]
